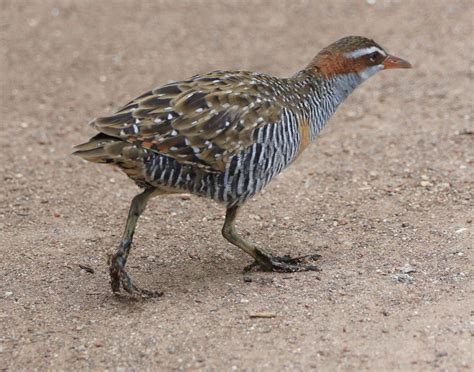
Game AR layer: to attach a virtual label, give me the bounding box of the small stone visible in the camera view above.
[76,344,86,352]
[4,291,13,298]
[401,264,416,274]
[420,181,432,188]
[28,18,39,27]
[435,182,450,191]
[391,273,413,284]
[346,110,356,117]
[112,54,121,64]
[249,312,276,318]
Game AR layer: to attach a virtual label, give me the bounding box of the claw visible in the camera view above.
[244,254,321,273]
[277,254,321,265]
[108,254,163,298]
[243,260,261,272]
[120,270,136,294]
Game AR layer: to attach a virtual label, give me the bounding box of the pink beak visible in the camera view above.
[383,55,412,69]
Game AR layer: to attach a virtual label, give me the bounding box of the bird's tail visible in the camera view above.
[73,133,148,182]
[73,133,134,163]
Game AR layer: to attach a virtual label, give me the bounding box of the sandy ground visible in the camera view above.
[1,0,473,370]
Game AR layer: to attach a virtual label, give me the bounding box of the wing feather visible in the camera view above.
[92,71,290,172]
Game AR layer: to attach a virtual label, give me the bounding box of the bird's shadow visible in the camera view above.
[97,246,325,306]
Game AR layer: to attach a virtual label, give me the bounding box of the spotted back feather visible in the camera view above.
[92,71,300,172]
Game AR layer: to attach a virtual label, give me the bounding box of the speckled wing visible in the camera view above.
[92,71,285,172]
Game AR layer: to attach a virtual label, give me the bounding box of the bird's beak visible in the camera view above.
[383,55,412,69]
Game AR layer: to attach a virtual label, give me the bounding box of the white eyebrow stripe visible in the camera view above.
[344,46,387,59]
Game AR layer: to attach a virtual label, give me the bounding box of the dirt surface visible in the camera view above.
[1,0,473,370]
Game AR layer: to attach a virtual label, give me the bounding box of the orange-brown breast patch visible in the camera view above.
[296,117,311,158]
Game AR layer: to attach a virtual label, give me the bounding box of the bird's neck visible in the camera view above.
[297,71,363,140]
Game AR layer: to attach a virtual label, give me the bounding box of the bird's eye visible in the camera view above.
[369,52,378,62]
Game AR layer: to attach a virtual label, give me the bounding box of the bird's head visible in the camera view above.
[307,36,411,80]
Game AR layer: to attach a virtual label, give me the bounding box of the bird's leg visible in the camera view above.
[109,187,162,297]
[222,205,320,273]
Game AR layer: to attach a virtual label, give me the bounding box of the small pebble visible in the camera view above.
[249,312,276,318]
[401,264,416,274]
[391,273,413,284]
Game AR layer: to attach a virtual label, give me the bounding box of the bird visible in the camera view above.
[74,36,411,296]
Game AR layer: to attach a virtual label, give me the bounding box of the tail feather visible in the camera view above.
[73,133,148,183]
[73,133,139,162]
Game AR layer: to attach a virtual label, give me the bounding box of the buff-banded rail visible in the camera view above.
[74,36,411,296]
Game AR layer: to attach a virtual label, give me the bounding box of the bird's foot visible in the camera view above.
[244,254,321,273]
[108,254,163,299]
